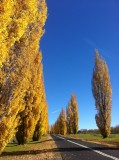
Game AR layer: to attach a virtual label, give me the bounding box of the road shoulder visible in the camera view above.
[0,135,62,160]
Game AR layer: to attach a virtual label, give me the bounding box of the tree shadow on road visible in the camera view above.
[1,135,119,157]
[28,138,63,144]
[2,146,119,157]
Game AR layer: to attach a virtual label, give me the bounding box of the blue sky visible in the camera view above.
[41,0,119,129]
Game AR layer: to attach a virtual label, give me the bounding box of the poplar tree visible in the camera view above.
[66,94,79,134]
[66,102,73,134]
[33,82,49,141]
[51,108,67,135]
[50,119,59,134]
[59,108,67,135]
[70,93,79,134]
[0,0,47,153]
[16,54,44,144]
[51,94,79,135]
[92,50,112,138]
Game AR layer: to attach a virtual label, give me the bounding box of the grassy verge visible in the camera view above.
[0,135,62,160]
[66,134,119,148]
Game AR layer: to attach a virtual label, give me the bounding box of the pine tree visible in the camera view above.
[92,50,112,138]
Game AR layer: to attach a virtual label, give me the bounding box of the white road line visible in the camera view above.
[54,134,66,140]
[54,135,119,160]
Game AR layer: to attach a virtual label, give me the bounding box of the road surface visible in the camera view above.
[51,134,119,160]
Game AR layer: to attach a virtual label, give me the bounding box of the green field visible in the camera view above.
[67,134,119,147]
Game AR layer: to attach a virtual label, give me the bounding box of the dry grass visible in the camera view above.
[66,134,119,148]
[0,135,62,160]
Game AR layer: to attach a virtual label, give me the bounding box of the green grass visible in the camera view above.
[3,141,39,153]
[2,137,46,154]
[67,134,119,147]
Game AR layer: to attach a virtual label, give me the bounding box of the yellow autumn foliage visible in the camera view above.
[70,93,79,134]
[0,0,47,66]
[0,0,48,154]
[51,108,67,135]
[92,50,112,138]
[33,80,49,141]
[51,94,79,135]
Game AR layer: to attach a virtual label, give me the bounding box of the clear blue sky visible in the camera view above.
[41,0,119,129]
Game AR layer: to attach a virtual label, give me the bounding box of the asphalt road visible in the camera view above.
[51,134,119,160]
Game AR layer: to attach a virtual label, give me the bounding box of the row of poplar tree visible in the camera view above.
[51,50,112,139]
[51,94,79,135]
[0,0,48,154]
